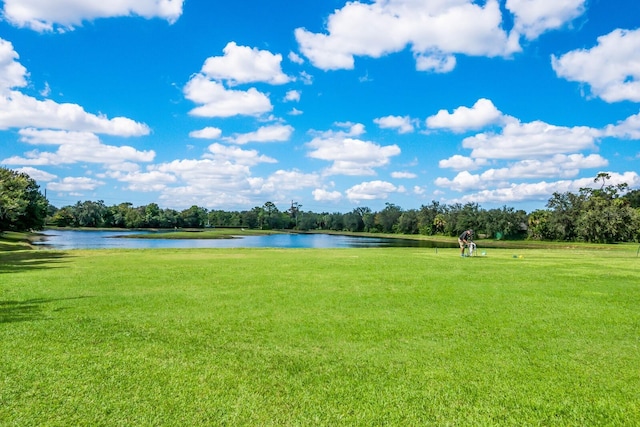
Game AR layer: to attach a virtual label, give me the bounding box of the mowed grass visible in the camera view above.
[1,246,639,425]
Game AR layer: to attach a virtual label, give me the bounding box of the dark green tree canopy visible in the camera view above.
[0,167,49,232]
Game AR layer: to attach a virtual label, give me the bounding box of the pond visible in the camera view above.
[33,229,458,250]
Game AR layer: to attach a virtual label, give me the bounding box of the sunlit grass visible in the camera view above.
[1,246,639,425]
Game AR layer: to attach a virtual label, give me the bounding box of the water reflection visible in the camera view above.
[34,229,457,250]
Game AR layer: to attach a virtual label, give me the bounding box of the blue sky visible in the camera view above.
[1,0,639,213]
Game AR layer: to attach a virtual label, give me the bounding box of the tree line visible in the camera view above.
[2,167,640,243]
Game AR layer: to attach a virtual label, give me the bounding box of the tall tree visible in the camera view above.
[0,167,48,232]
[375,203,402,233]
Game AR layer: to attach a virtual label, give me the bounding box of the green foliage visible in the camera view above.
[0,167,48,232]
[375,202,402,233]
[623,189,640,208]
[2,247,639,424]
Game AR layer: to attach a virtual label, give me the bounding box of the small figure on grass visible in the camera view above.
[458,229,473,257]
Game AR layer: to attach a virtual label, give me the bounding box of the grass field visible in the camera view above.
[1,244,639,425]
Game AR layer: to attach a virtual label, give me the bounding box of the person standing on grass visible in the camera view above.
[458,229,473,257]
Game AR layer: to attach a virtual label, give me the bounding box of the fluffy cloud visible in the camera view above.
[2,0,184,32]
[605,111,640,139]
[201,42,291,86]
[0,92,150,135]
[345,180,402,202]
[2,128,155,166]
[139,159,319,209]
[391,171,417,179]
[15,166,57,182]
[295,0,587,72]
[254,169,321,194]
[374,115,415,134]
[184,43,294,118]
[204,143,277,166]
[307,135,401,176]
[426,98,506,132]
[439,155,489,171]
[453,172,640,204]
[189,127,222,140]
[48,176,104,192]
[184,74,272,118]
[462,120,600,159]
[226,124,294,145]
[313,188,342,202]
[154,159,252,189]
[295,0,513,71]
[552,28,640,103]
[437,154,608,191]
[284,90,301,102]
[0,39,27,92]
[0,38,150,136]
[106,169,177,192]
[506,0,586,40]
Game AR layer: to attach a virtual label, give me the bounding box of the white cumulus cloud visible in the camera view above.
[552,28,640,103]
[313,188,342,202]
[48,176,104,192]
[307,135,401,176]
[345,180,401,202]
[374,115,415,134]
[0,38,150,136]
[462,120,600,159]
[201,42,291,86]
[204,143,277,166]
[2,0,184,32]
[426,98,506,132]
[226,124,294,145]
[184,74,272,118]
[295,0,514,72]
[189,127,222,140]
[3,128,155,166]
[605,111,640,139]
[506,0,587,40]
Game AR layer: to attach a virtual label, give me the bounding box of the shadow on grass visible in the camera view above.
[0,296,93,324]
[0,250,71,274]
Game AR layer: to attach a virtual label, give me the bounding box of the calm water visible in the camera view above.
[34,229,456,250]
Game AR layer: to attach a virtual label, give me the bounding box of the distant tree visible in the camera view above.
[575,174,638,243]
[72,200,108,227]
[158,208,182,228]
[396,209,419,234]
[623,189,640,208]
[482,206,527,239]
[343,211,364,232]
[546,191,584,241]
[446,202,481,237]
[0,167,49,232]
[50,207,75,227]
[297,211,320,231]
[259,201,282,229]
[324,212,344,231]
[417,201,444,235]
[527,209,552,240]
[181,205,208,228]
[432,213,446,235]
[375,203,402,233]
[108,202,133,228]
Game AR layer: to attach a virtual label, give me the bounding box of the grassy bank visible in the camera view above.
[0,231,39,251]
[1,246,639,425]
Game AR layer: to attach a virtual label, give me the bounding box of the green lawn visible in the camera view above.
[1,246,639,425]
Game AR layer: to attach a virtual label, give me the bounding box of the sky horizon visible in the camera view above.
[1,0,639,214]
